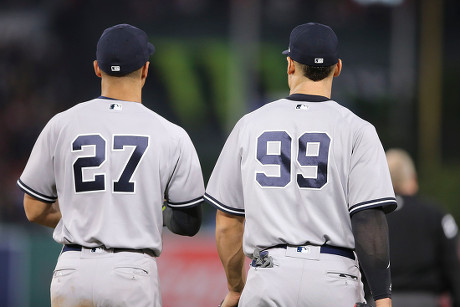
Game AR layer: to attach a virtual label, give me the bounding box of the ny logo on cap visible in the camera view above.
[314,58,324,64]
[111,65,121,72]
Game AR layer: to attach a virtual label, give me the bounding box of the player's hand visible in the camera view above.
[219,291,241,307]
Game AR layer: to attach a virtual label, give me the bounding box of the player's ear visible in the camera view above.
[333,59,342,77]
[287,57,295,75]
[140,62,149,88]
[141,61,149,80]
[93,60,102,78]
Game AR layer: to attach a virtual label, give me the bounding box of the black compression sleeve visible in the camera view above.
[351,208,392,300]
[163,203,202,236]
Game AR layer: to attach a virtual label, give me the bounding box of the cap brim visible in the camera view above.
[148,43,155,56]
[282,49,290,55]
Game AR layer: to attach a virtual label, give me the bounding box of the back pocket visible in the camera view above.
[53,268,77,278]
[326,271,358,281]
[114,266,149,280]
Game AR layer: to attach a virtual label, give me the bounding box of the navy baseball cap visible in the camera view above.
[282,23,338,67]
[96,24,155,76]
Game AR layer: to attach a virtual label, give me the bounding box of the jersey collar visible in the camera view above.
[286,93,330,102]
[98,96,118,100]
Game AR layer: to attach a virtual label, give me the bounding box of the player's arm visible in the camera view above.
[216,209,246,307]
[351,208,392,307]
[23,194,61,228]
[163,203,202,236]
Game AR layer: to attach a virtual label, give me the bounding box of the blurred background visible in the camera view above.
[0,0,459,306]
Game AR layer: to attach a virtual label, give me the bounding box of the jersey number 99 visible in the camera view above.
[256,131,330,189]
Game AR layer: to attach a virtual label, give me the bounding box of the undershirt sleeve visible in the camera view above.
[352,208,392,300]
[163,204,202,237]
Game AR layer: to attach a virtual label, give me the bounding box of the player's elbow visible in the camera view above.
[24,203,38,223]
[24,207,43,223]
[215,210,245,237]
[24,203,44,223]
[23,194,50,224]
[24,210,35,222]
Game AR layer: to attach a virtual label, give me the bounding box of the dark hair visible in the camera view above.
[300,63,335,81]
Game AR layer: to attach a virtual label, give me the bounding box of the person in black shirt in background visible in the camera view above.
[385,148,460,307]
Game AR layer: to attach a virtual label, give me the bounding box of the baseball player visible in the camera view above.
[17,24,204,307]
[205,23,397,307]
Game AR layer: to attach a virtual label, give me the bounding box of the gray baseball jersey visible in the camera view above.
[205,94,397,257]
[18,96,205,255]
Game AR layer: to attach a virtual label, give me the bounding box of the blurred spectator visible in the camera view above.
[385,148,460,307]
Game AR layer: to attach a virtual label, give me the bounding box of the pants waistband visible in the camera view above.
[62,244,149,255]
[270,244,355,260]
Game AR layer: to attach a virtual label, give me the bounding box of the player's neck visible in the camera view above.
[100,78,143,103]
[289,76,333,98]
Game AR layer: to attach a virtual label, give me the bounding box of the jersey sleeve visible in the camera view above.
[204,120,245,216]
[164,129,205,208]
[348,124,397,215]
[17,119,58,203]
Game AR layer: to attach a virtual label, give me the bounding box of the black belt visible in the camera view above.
[271,244,355,260]
[62,244,147,254]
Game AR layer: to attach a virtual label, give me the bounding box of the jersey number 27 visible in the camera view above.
[72,134,149,193]
[256,131,330,189]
